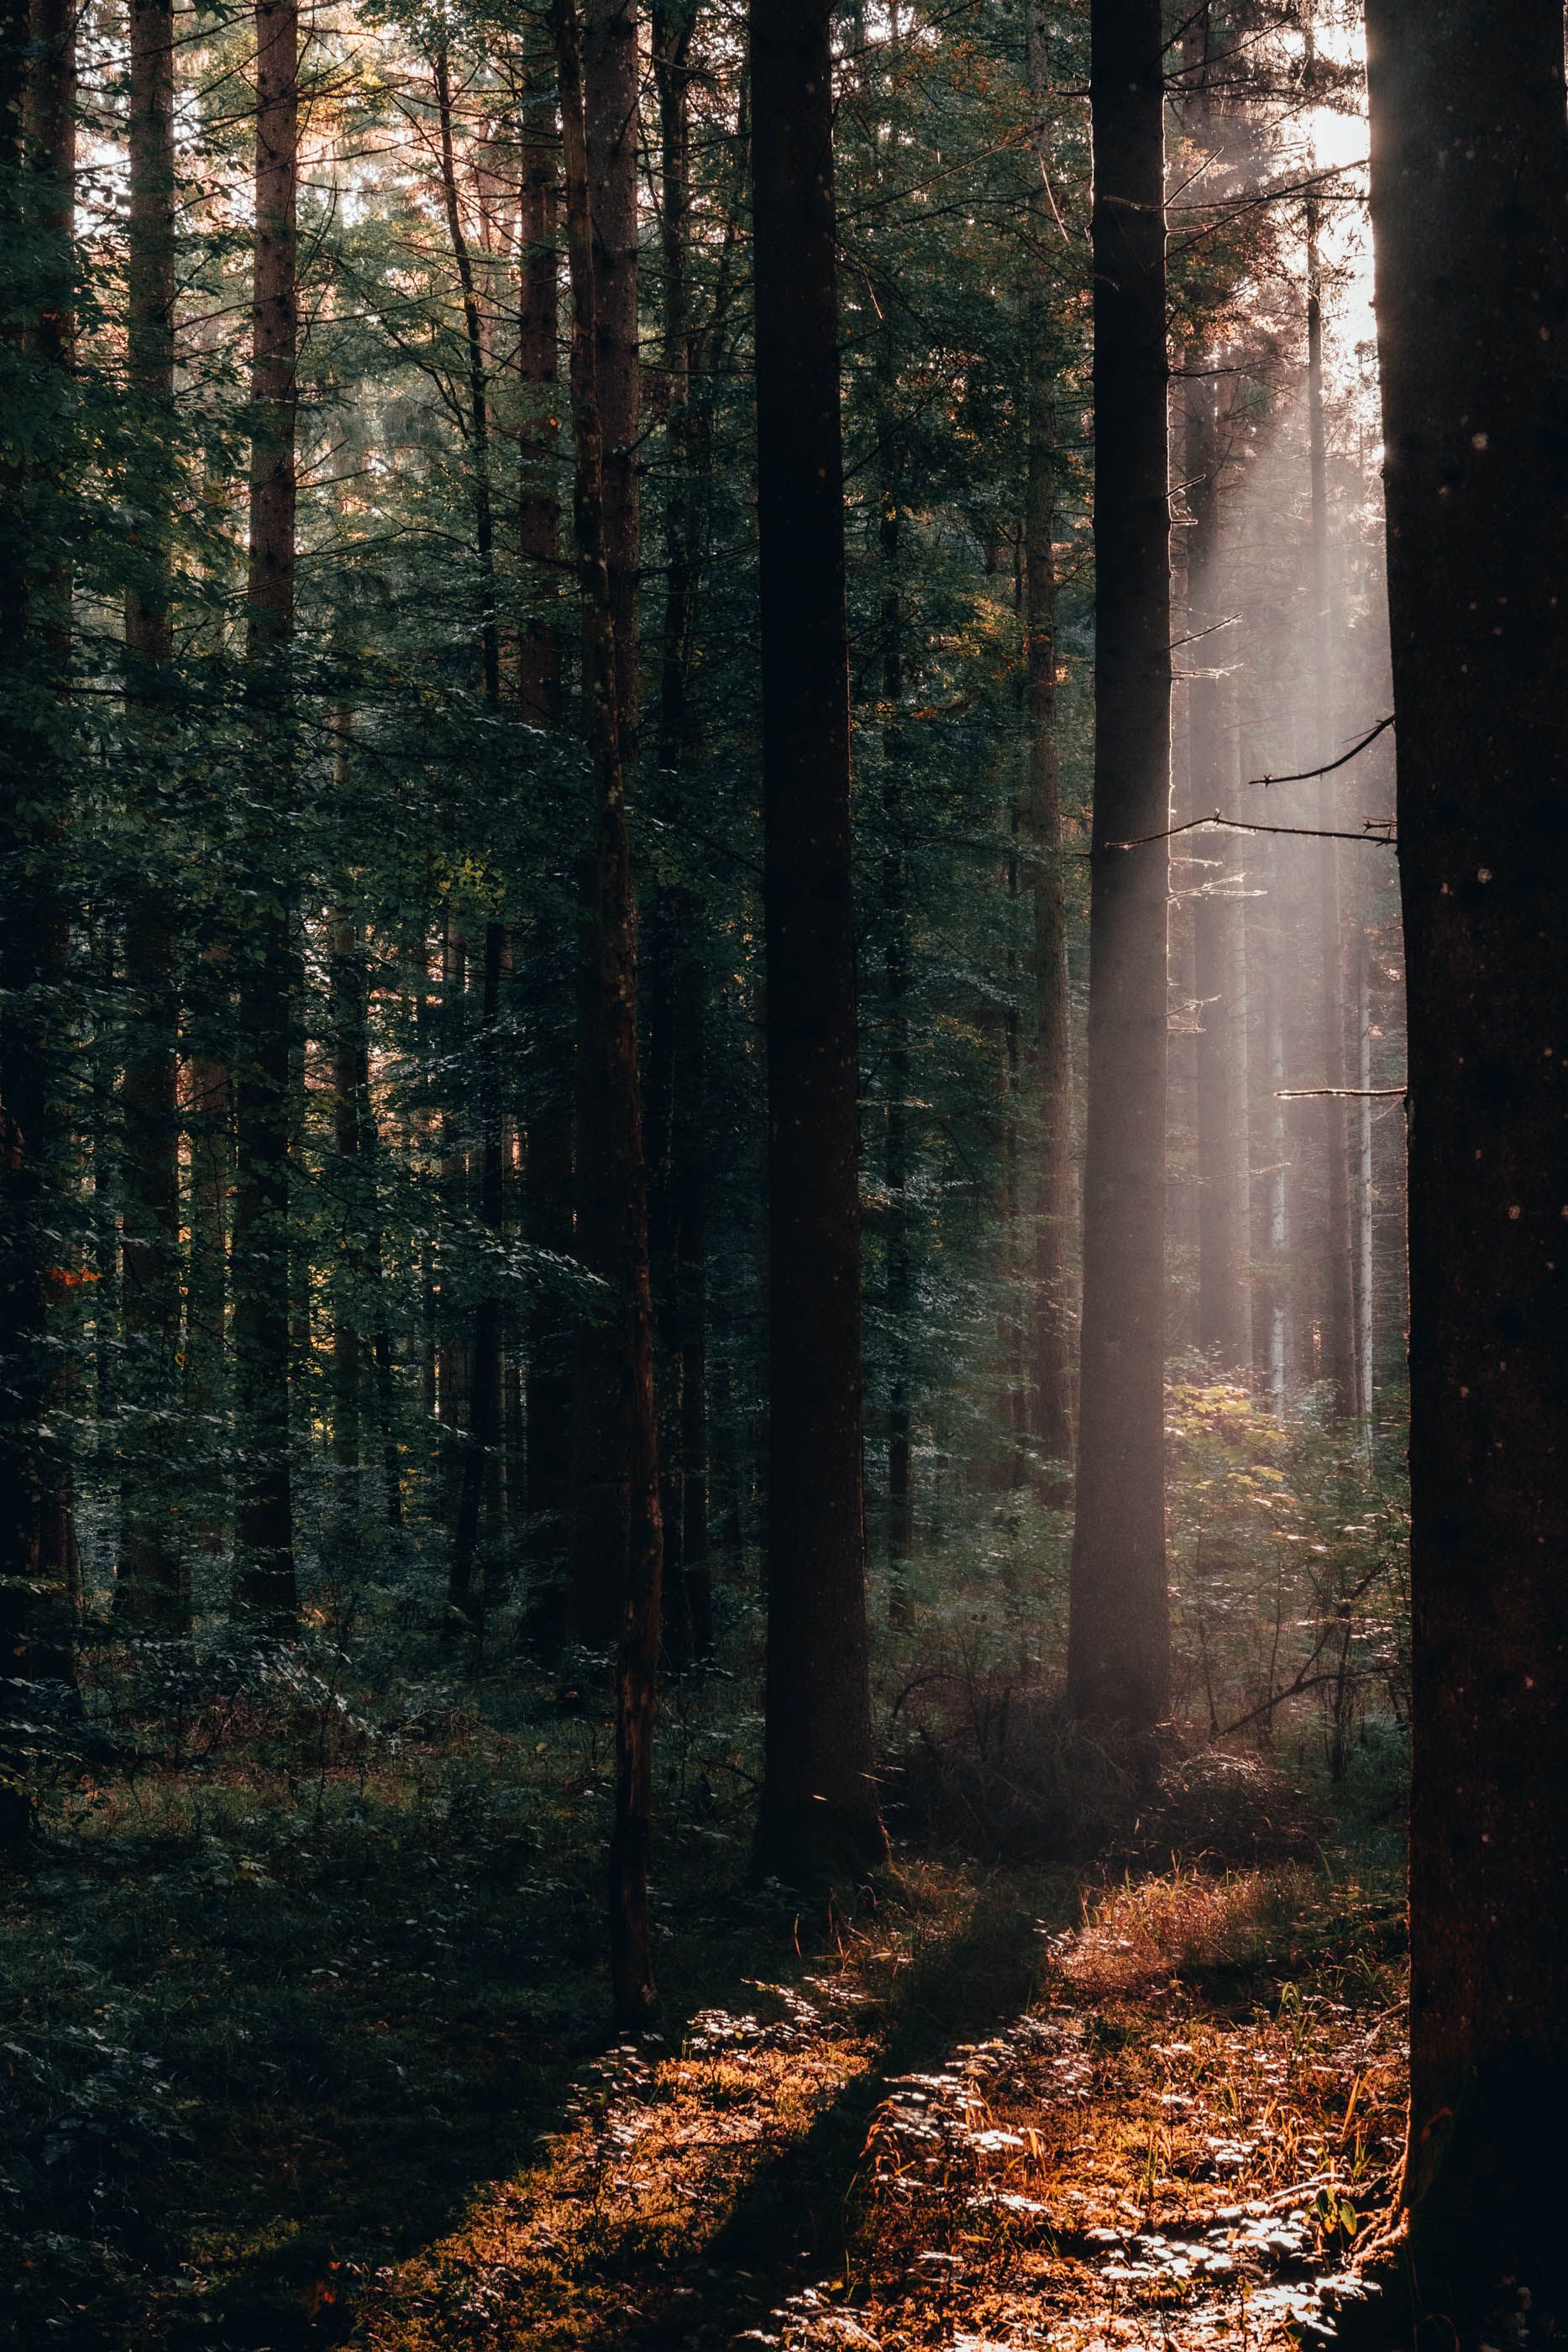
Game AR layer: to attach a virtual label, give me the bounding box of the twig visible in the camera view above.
[1245,713,1395,790]
[1108,811,1396,852]
[1275,1086,1405,1100]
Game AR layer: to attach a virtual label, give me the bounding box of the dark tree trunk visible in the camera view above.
[1364,0,1568,2316]
[450,921,508,1620]
[749,0,884,1879]
[582,0,639,750]
[517,42,561,727]
[1024,0,1075,1488]
[553,0,663,2024]
[184,1011,231,1557]
[567,0,642,1646]
[522,916,575,1646]
[1067,0,1171,1733]
[437,912,473,1526]
[232,0,299,1630]
[433,37,500,706]
[329,904,364,1495]
[514,49,572,1642]
[0,0,79,1830]
[879,473,915,1622]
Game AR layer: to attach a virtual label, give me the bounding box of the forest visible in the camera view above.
[1,0,1564,2344]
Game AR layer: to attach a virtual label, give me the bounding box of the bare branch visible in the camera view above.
[1106,811,1397,852]
[1245,712,1395,790]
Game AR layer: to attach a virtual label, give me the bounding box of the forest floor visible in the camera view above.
[2,1633,1408,2352]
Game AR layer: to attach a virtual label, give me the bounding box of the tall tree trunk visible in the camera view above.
[749,0,884,1878]
[1365,0,1568,2314]
[515,48,574,1642]
[450,920,507,1620]
[232,0,299,1630]
[438,911,473,1525]
[582,0,639,750]
[879,470,915,1620]
[1354,941,1375,1427]
[0,0,79,1835]
[184,998,231,1559]
[118,0,184,1623]
[522,917,575,1645]
[1067,0,1171,1733]
[567,0,642,1643]
[552,0,663,2024]
[517,42,562,726]
[1186,370,1251,1376]
[1024,0,1075,1487]
[329,903,364,1497]
[1305,192,1356,1416]
[433,35,500,705]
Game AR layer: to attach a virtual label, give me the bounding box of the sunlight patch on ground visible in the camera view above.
[348,1861,1404,2352]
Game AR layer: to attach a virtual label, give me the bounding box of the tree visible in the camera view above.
[1066,0,1172,1733]
[1364,0,1568,2315]
[1303,176,1356,1417]
[119,0,186,1626]
[567,0,644,1650]
[1022,0,1076,1483]
[749,0,884,1878]
[552,0,663,2023]
[231,0,300,1630]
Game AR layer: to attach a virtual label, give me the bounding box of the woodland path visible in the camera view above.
[345,1851,1405,2352]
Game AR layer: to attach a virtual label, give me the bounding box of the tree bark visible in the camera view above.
[517,42,562,727]
[232,0,299,1630]
[749,0,884,1878]
[1067,0,1171,1734]
[1305,194,1356,1417]
[433,36,500,706]
[581,0,639,751]
[1364,0,1568,2315]
[1185,370,1251,1376]
[878,459,915,1619]
[1024,0,1075,1486]
[553,0,663,2024]
[329,903,364,1496]
[0,0,79,1832]
[450,920,508,1620]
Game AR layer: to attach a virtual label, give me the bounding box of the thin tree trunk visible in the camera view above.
[552,0,663,2024]
[879,465,915,1620]
[0,0,80,1820]
[1305,192,1356,1416]
[567,0,642,1643]
[438,911,473,1526]
[582,0,639,751]
[517,41,562,725]
[433,35,500,704]
[329,904,364,1495]
[749,0,884,1879]
[1186,371,1251,1374]
[450,920,507,1620]
[522,919,575,1645]
[232,0,299,1630]
[1354,941,1375,1429]
[1365,0,1568,2311]
[1260,858,1291,1412]
[184,1006,231,1558]
[120,0,183,1629]
[1067,0,1171,1734]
